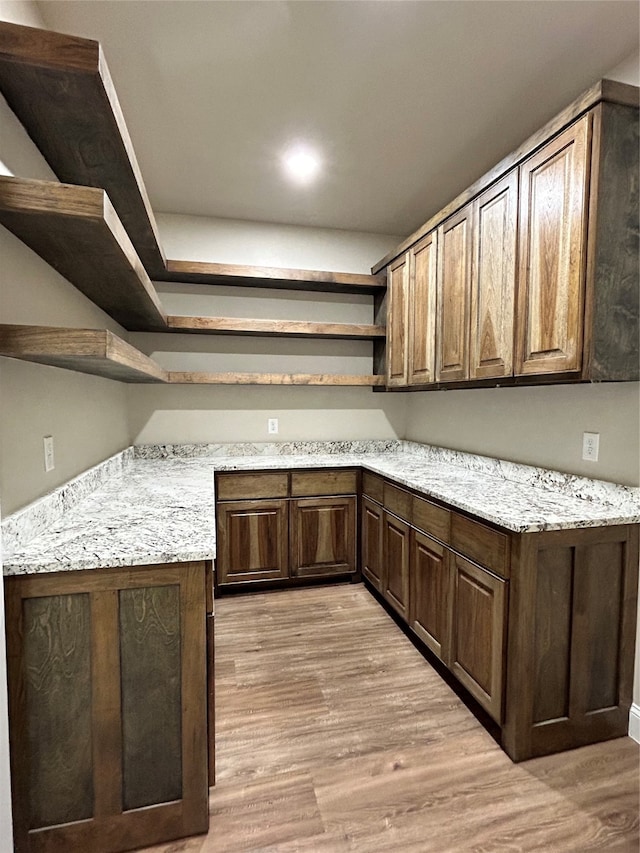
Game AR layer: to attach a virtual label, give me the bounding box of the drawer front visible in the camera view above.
[412,496,450,543]
[450,513,510,578]
[384,482,412,521]
[216,472,289,501]
[362,471,384,504]
[290,469,358,497]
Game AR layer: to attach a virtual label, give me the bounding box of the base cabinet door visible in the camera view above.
[290,496,356,578]
[361,496,384,591]
[383,511,410,620]
[450,555,507,722]
[216,499,289,585]
[410,530,452,663]
[4,563,209,853]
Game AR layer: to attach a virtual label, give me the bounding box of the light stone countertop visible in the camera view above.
[2,441,639,576]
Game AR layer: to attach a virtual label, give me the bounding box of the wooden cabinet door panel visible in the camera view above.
[516,115,591,375]
[410,530,452,663]
[290,496,356,578]
[436,203,473,382]
[383,511,410,620]
[361,496,384,592]
[470,171,518,379]
[386,253,409,386]
[408,231,437,385]
[450,555,507,722]
[216,499,288,584]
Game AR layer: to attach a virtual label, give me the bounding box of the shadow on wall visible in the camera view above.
[126,385,408,446]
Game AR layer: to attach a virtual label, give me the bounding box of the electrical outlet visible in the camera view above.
[582,432,599,462]
[268,418,279,435]
[43,435,55,472]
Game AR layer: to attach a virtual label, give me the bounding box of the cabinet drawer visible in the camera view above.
[451,513,510,578]
[384,482,412,521]
[291,469,357,497]
[362,471,384,503]
[412,496,450,543]
[216,472,289,500]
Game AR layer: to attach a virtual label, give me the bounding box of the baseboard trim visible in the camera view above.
[629,703,640,744]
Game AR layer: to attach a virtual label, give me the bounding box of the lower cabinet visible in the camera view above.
[216,498,288,584]
[410,529,452,664]
[449,554,507,723]
[4,561,210,853]
[215,470,358,588]
[361,496,384,591]
[382,511,410,620]
[290,496,356,578]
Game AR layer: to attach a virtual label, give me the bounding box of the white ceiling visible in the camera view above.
[38,1,639,238]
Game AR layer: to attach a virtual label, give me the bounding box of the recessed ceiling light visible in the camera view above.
[282,144,322,185]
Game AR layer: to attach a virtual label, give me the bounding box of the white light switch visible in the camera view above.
[43,435,55,472]
[268,418,279,435]
[582,432,599,462]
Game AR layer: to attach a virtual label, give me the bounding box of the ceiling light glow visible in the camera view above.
[282,145,322,184]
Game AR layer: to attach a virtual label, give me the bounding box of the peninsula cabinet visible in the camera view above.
[379,82,639,389]
[215,469,358,588]
[4,561,211,853]
[360,472,639,760]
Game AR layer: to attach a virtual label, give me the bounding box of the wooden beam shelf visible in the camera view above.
[167,372,386,386]
[0,176,167,331]
[0,325,168,383]
[0,20,166,277]
[158,260,386,294]
[166,316,386,340]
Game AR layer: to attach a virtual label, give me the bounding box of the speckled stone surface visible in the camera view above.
[3,441,639,576]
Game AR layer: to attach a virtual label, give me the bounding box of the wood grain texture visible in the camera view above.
[361,496,384,592]
[410,530,452,663]
[450,513,511,578]
[24,593,93,829]
[0,20,166,277]
[412,495,450,544]
[166,315,385,340]
[136,584,640,853]
[290,496,357,578]
[382,511,410,620]
[585,103,640,381]
[382,482,412,521]
[168,372,385,386]
[215,472,289,501]
[290,470,357,497]
[0,324,168,383]
[515,115,590,375]
[159,259,386,294]
[436,203,473,382]
[450,556,507,723]
[361,472,384,504]
[470,170,517,379]
[408,231,438,385]
[372,78,638,274]
[119,585,182,810]
[216,499,289,585]
[385,254,409,386]
[0,176,166,329]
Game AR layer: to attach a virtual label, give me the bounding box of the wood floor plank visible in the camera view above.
[135,584,639,853]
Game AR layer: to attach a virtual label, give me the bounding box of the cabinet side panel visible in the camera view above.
[24,593,93,829]
[578,542,623,712]
[119,585,182,810]
[589,103,640,381]
[533,548,573,723]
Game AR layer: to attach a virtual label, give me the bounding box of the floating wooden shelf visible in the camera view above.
[0,325,168,383]
[0,20,166,277]
[0,176,167,331]
[158,260,386,294]
[167,372,386,386]
[166,315,386,340]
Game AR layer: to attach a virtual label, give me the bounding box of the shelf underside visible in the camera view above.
[0,325,384,386]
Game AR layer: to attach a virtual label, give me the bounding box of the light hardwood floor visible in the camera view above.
[138,584,639,853]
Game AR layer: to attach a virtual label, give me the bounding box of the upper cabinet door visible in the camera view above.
[436,203,473,382]
[386,253,409,386]
[408,231,438,385]
[470,171,518,379]
[516,115,591,375]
